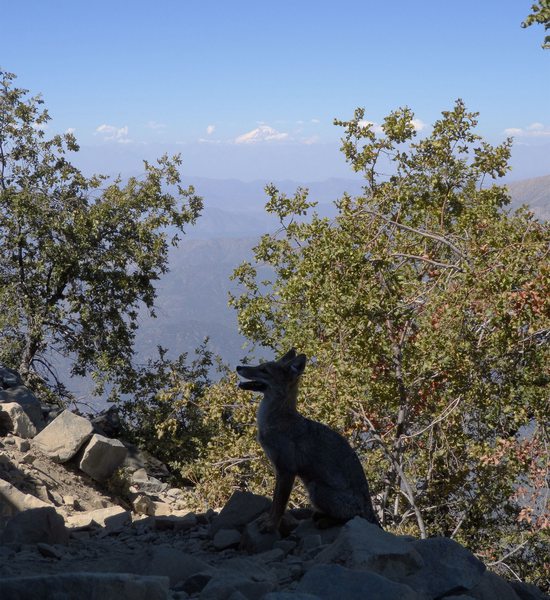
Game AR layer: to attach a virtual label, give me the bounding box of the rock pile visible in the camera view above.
[0,364,548,600]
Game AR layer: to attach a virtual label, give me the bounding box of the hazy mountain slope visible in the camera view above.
[507,174,550,220]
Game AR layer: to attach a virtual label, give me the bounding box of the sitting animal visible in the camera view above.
[237,349,380,531]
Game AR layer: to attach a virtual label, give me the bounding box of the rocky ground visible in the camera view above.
[1,366,549,600]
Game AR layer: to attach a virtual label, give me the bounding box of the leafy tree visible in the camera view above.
[190,100,549,587]
[119,341,214,475]
[0,70,202,398]
[522,1,550,48]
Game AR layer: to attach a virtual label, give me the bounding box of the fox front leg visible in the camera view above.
[261,470,295,532]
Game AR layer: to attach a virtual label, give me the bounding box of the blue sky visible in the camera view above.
[2,1,549,181]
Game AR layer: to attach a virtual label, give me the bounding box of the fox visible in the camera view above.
[236,348,380,532]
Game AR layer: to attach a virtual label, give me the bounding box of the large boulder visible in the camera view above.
[0,385,45,430]
[315,517,424,579]
[210,490,271,535]
[1,506,69,545]
[402,536,486,598]
[0,573,169,600]
[297,564,421,600]
[78,433,128,482]
[33,409,93,462]
[0,402,37,438]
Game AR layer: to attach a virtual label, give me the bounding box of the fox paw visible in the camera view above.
[256,512,277,533]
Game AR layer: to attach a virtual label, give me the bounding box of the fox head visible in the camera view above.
[236,348,307,393]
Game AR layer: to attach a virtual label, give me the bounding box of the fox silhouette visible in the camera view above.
[237,349,380,531]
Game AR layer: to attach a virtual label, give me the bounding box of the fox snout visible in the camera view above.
[236,365,268,392]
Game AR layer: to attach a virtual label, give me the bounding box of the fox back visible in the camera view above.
[237,349,380,529]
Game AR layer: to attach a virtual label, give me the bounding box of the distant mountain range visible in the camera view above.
[63,174,550,402]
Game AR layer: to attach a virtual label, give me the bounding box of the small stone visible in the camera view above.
[36,542,64,559]
[21,452,37,464]
[13,437,30,452]
[213,528,242,550]
[63,495,77,508]
[151,501,172,516]
[133,494,154,515]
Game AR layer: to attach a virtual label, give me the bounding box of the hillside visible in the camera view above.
[51,174,550,401]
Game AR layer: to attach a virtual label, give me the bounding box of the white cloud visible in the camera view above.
[358,119,383,133]
[235,125,289,144]
[95,124,131,143]
[311,118,320,124]
[504,122,550,137]
[147,120,166,131]
[412,118,426,132]
[301,135,321,145]
[65,127,76,134]
[206,124,215,135]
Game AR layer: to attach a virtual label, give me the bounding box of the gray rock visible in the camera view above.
[131,474,168,494]
[315,516,424,579]
[297,564,422,600]
[33,409,93,462]
[0,477,53,517]
[0,385,45,430]
[0,364,24,388]
[200,571,274,600]
[240,517,281,554]
[0,402,37,438]
[264,594,321,600]
[510,581,550,600]
[78,433,128,481]
[36,542,65,559]
[155,513,198,531]
[66,506,130,531]
[198,557,276,599]
[1,507,69,545]
[0,573,169,600]
[469,571,521,599]
[133,545,211,587]
[210,490,271,535]
[13,436,30,452]
[213,528,242,550]
[178,572,214,594]
[293,518,342,545]
[403,536,486,598]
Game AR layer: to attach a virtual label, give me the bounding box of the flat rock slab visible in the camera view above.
[33,409,93,462]
[66,506,130,531]
[78,433,128,482]
[0,572,169,600]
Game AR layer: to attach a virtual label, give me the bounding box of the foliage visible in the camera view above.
[118,341,214,477]
[522,1,550,48]
[0,70,202,399]
[190,100,548,587]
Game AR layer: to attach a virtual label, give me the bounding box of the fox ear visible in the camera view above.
[289,353,307,375]
[279,348,297,363]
